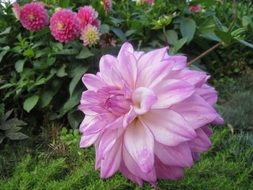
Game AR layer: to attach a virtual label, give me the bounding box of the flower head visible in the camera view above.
[50,9,80,43]
[80,24,100,47]
[77,6,100,29]
[79,42,223,185]
[189,5,202,12]
[102,0,112,12]
[19,2,48,31]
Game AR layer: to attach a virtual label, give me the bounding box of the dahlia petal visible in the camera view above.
[82,74,106,91]
[133,51,145,60]
[120,162,144,186]
[152,79,194,109]
[123,107,137,128]
[138,47,168,70]
[80,133,99,148]
[123,145,157,182]
[196,84,218,106]
[155,142,193,167]
[79,115,94,133]
[141,109,196,146]
[117,49,137,88]
[124,120,155,173]
[100,141,122,178]
[118,42,134,56]
[168,69,208,87]
[155,157,184,180]
[132,87,157,115]
[137,60,173,88]
[189,128,212,152]
[171,95,219,129]
[99,55,123,86]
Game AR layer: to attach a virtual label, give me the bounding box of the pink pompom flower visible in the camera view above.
[102,0,112,12]
[19,2,48,32]
[50,9,80,43]
[79,42,223,186]
[189,5,202,12]
[77,6,100,29]
[80,24,100,47]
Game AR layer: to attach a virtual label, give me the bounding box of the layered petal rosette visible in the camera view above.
[79,42,223,186]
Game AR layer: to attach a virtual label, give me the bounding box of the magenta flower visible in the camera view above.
[189,5,202,12]
[145,0,154,5]
[77,6,100,29]
[79,43,223,186]
[50,9,80,43]
[19,2,48,32]
[80,24,100,47]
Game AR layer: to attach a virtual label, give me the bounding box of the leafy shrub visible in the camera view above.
[0,109,28,144]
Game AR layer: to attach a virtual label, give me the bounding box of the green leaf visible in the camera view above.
[215,30,232,44]
[171,37,188,54]
[0,27,11,36]
[180,17,196,43]
[100,24,110,34]
[55,48,79,55]
[0,46,10,63]
[23,48,35,58]
[5,132,28,140]
[69,66,88,97]
[23,95,39,112]
[56,64,68,77]
[39,79,62,108]
[15,59,26,73]
[67,111,83,129]
[111,28,126,41]
[166,30,178,45]
[237,39,253,49]
[75,48,94,59]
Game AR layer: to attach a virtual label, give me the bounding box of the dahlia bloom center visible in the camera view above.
[28,14,34,21]
[56,21,64,30]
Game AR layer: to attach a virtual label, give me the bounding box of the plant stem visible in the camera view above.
[188,42,221,65]
[162,26,169,46]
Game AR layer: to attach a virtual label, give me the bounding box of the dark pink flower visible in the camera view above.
[189,5,202,12]
[79,42,224,185]
[19,2,48,32]
[50,9,80,43]
[77,6,100,29]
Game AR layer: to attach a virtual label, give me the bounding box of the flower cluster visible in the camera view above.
[79,42,223,186]
[13,2,101,46]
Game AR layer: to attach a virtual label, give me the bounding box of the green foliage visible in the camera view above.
[0,109,28,144]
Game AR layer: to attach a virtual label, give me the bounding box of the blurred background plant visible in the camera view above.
[0,0,253,189]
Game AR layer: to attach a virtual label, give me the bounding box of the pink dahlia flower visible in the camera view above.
[19,2,48,32]
[79,42,223,186]
[189,5,202,12]
[50,9,80,43]
[77,6,100,29]
[80,24,100,47]
[102,0,112,12]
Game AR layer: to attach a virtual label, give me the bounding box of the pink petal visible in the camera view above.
[82,74,105,91]
[80,133,99,148]
[132,87,157,115]
[168,69,208,87]
[118,42,134,57]
[171,95,219,129]
[100,140,122,178]
[117,49,137,88]
[99,54,124,87]
[196,84,218,106]
[123,106,137,128]
[155,157,184,180]
[141,109,196,146]
[123,145,157,182]
[189,128,212,152]
[163,54,187,70]
[120,162,143,186]
[138,47,168,71]
[152,79,194,109]
[124,120,155,173]
[134,51,145,60]
[155,142,193,167]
